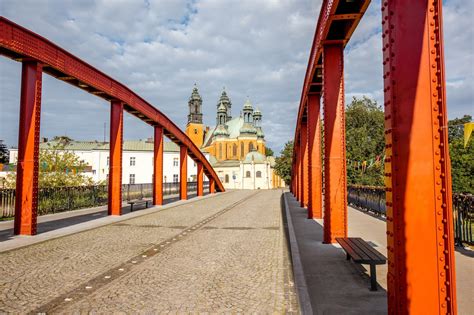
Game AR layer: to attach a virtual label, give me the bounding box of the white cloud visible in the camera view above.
[0,0,472,154]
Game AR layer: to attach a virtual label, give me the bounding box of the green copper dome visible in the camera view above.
[243,151,266,164]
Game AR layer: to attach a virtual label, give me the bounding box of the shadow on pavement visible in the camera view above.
[0,192,205,242]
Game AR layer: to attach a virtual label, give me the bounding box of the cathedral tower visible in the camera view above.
[185,85,204,148]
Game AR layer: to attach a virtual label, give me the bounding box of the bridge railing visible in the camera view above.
[347,185,474,245]
[0,181,209,218]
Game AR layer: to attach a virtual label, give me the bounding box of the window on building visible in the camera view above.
[249,142,254,152]
[130,157,136,166]
[241,142,244,158]
[107,156,109,166]
[173,158,179,167]
[246,171,251,178]
[173,174,179,182]
[225,174,229,183]
[129,174,135,184]
[256,171,262,178]
[194,128,198,134]
[233,144,237,157]
[219,143,223,159]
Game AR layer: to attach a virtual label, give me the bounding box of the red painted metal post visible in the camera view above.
[14,61,42,236]
[295,145,300,201]
[108,100,123,216]
[383,1,457,313]
[323,44,347,243]
[300,121,308,208]
[209,177,216,194]
[197,162,204,197]
[307,94,322,219]
[153,125,163,206]
[179,145,187,200]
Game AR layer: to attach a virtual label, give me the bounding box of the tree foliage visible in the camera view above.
[5,142,93,188]
[274,141,293,185]
[448,115,473,194]
[265,147,274,157]
[345,97,385,186]
[0,140,8,164]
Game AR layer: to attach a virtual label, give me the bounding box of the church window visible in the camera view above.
[246,171,251,178]
[233,144,237,157]
[225,174,229,183]
[256,171,262,178]
[241,142,244,158]
[194,128,198,134]
[219,143,223,159]
[249,142,254,152]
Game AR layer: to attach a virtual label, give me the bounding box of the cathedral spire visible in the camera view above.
[217,88,232,121]
[188,84,203,124]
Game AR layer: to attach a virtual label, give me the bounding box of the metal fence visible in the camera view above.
[347,185,473,245]
[0,181,206,218]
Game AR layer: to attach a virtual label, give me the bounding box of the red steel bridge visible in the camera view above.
[291,0,457,314]
[0,17,225,237]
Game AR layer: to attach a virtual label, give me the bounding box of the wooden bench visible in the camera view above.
[336,237,387,291]
[127,199,150,212]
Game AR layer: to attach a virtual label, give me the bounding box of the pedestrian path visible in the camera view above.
[284,192,474,315]
[0,190,299,313]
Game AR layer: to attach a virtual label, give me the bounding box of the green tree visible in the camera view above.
[0,140,8,164]
[265,147,274,157]
[345,96,385,186]
[274,141,293,185]
[448,115,473,194]
[5,142,93,188]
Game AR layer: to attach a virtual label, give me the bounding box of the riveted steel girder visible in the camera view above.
[383,0,457,313]
[307,94,323,219]
[323,43,347,244]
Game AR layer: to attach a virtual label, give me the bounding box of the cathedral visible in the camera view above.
[185,85,284,189]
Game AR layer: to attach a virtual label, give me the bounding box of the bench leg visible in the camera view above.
[369,264,377,291]
[346,253,350,260]
[130,204,134,212]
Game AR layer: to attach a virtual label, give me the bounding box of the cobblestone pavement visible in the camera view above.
[0,190,299,313]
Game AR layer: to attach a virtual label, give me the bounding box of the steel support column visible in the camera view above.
[300,121,309,208]
[197,163,204,197]
[14,61,42,235]
[383,1,457,313]
[307,93,323,219]
[209,177,216,194]
[323,44,347,243]
[295,144,300,201]
[179,146,187,200]
[153,125,164,206]
[108,100,123,216]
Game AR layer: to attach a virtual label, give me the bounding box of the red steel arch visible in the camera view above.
[291,0,457,313]
[0,17,224,235]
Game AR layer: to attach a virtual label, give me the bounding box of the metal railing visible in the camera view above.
[347,185,473,246]
[0,181,208,218]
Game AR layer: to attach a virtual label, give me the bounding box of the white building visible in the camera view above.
[8,139,207,185]
[211,151,285,190]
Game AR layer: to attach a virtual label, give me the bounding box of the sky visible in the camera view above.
[0,0,472,153]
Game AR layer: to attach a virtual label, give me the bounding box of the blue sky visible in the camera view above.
[0,0,472,153]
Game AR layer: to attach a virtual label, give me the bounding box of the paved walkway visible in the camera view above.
[0,190,299,313]
[284,192,474,315]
